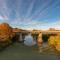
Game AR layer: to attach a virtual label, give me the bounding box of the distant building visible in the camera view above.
[49,28,55,31]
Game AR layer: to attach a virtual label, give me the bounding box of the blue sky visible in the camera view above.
[0,0,60,30]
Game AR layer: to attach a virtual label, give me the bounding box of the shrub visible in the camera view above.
[48,34,60,51]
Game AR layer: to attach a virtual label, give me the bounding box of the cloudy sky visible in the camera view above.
[0,0,60,30]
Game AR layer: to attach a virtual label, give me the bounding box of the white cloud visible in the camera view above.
[0,16,4,20]
[0,15,9,23]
